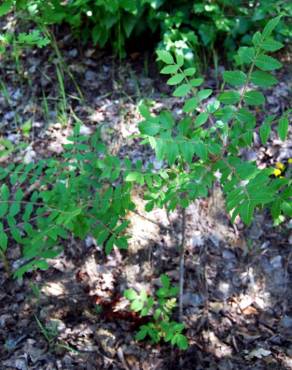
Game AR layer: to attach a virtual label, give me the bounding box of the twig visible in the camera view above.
[179,207,186,322]
[117,347,130,370]
[0,249,10,276]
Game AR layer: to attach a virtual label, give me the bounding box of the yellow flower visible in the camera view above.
[275,162,285,171]
[273,168,282,177]
[288,158,292,164]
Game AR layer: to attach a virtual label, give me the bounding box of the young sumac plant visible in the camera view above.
[123,16,291,333]
[132,16,291,226]
[0,126,134,278]
[0,16,290,353]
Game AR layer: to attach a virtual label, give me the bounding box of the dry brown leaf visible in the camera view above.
[243,305,258,316]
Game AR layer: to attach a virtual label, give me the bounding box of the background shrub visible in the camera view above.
[1,0,291,61]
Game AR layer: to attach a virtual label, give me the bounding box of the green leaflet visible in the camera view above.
[198,89,212,101]
[189,78,204,87]
[1,184,9,201]
[125,172,144,185]
[0,223,8,252]
[243,91,265,106]
[223,71,246,86]
[194,112,209,127]
[236,108,256,127]
[14,260,50,279]
[282,202,292,218]
[262,16,282,38]
[194,141,208,160]
[237,47,255,65]
[23,203,34,223]
[173,84,191,97]
[227,180,274,225]
[160,65,179,74]
[175,53,184,67]
[9,189,24,217]
[0,0,13,17]
[183,97,198,113]
[261,38,283,52]
[184,67,196,76]
[172,333,189,350]
[0,184,9,218]
[239,202,254,225]
[252,31,262,48]
[165,141,179,165]
[218,91,240,105]
[96,229,110,245]
[179,142,195,164]
[259,122,271,145]
[278,116,289,141]
[167,74,184,85]
[250,71,277,88]
[139,102,151,118]
[207,100,220,114]
[157,50,174,64]
[115,236,128,250]
[255,54,282,71]
[139,119,160,136]
[160,111,175,129]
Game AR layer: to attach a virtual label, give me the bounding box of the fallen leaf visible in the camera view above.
[243,305,258,316]
[246,347,271,359]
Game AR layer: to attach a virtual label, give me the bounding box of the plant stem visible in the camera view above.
[179,207,186,322]
[0,250,10,276]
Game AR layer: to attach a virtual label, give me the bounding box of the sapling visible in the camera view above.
[0,16,290,351]
[127,15,290,327]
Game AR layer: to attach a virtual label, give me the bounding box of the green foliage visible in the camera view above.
[0,126,135,278]
[0,0,13,17]
[1,0,290,60]
[156,0,291,66]
[0,19,289,270]
[0,0,149,58]
[135,17,291,225]
[0,29,49,55]
[34,314,59,345]
[0,16,290,354]
[124,274,188,350]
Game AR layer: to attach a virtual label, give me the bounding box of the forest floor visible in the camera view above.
[0,32,292,370]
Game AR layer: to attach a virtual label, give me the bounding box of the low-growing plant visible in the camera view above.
[124,274,188,350]
[1,0,290,61]
[135,15,290,224]
[157,0,291,65]
[0,16,290,352]
[34,314,79,353]
[0,29,50,68]
[0,0,149,58]
[127,15,291,319]
[34,314,59,346]
[0,125,135,277]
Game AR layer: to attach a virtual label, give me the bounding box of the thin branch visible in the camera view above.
[0,249,10,275]
[179,206,186,322]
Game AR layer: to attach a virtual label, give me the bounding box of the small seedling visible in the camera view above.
[124,274,189,350]
[34,315,59,346]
